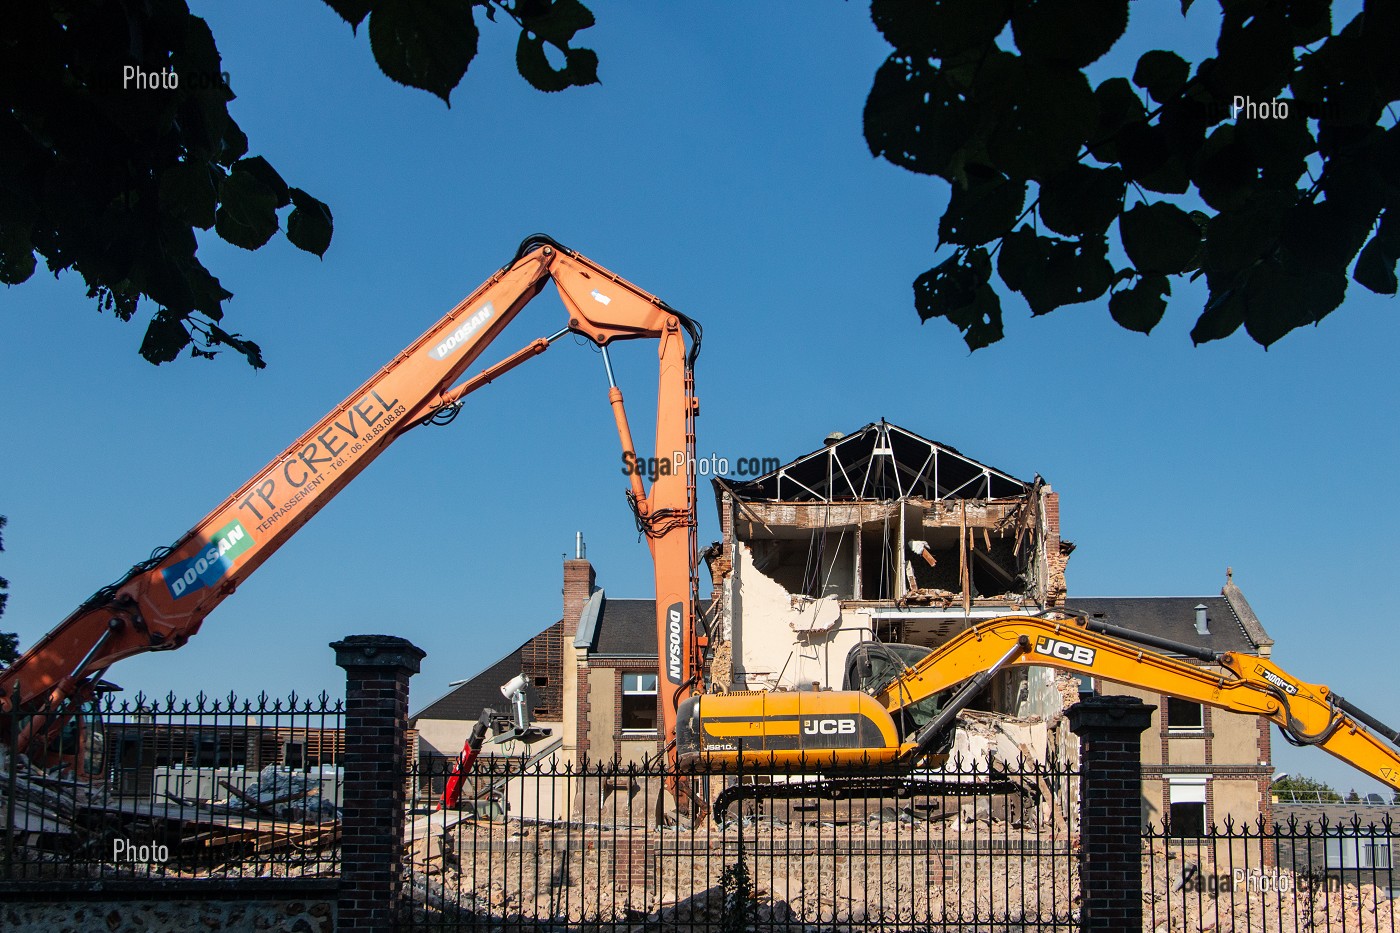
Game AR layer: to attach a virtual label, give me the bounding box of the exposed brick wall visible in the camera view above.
[576,655,592,759]
[1042,490,1060,544]
[1068,695,1156,933]
[331,635,425,932]
[521,620,564,719]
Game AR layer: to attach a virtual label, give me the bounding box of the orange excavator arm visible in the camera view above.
[877,614,1400,791]
[2,235,703,758]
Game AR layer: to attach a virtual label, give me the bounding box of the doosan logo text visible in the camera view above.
[162,521,253,599]
[429,303,494,360]
[666,603,683,684]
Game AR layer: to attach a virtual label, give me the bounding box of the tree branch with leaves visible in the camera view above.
[1,1,598,369]
[864,0,1400,350]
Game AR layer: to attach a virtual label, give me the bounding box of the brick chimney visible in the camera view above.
[561,534,595,764]
[562,533,595,642]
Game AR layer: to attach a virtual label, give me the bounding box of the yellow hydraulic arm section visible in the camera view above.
[2,235,704,761]
[880,614,1400,792]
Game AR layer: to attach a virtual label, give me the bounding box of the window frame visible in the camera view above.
[620,672,659,735]
[1166,696,1205,732]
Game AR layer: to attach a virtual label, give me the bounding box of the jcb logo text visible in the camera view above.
[803,718,857,736]
[1034,637,1096,667]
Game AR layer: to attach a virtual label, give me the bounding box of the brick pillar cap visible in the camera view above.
[331,634,426,673]
[1067,694,1156,735]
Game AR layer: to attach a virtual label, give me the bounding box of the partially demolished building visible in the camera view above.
[705,421,1076,746]
[415,420,1275,826]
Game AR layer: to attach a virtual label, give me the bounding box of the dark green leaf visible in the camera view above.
[1209,8,1295,103]
[140,310,192,365]
[1285,0,1331,46]
[158,162,218,230]
[997,227,1114,315]
[871,0,1012,57]
[1109,274,1170,334]
[1133,50,1189,104]
[1354,234,1398,295]
[323,0,375,31]
[1190,288,1246,344]
[1242,263,1347,347]
[913,248,1004,350]
[219,118,249,165]
[1281,199,1379,274]
[1233,112,1315,189]
[368,0,479,104]
[287,188,334,257]
[1202,191,1290,290]
[0,222,36,285]
[1012,0,1129,69]
[188,266,231,319]
[1119,202,1202,275]
[1118,122,1191,194]
[939,168,1025,246]
[518,0,595,47]
[1192,124,1258,212]
[215,167,280,250]
[172,15,226,99]
[234,157,290,208]
[207,323,266,369]
[864,55,974,178]
[985,60,1097,181]
[1087,77,1147,164]
[1038,165,1125,236]
[515,34,599,92]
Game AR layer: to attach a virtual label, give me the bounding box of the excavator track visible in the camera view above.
[713,775,1029,822]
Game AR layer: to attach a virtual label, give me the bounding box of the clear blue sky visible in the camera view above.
[2,2,1395,796]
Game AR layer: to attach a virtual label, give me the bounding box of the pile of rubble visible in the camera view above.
[1,754,340,867]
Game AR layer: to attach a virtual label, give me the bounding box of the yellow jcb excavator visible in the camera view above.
[676,612,1400,815]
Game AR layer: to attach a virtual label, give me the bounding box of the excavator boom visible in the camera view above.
[679,614,1400,800]
[2,236,704,766]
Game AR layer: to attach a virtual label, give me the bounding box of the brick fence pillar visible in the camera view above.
[1068,694,1155,933]
[332,634,426,932]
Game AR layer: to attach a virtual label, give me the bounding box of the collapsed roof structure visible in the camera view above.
[707,421,1071,722]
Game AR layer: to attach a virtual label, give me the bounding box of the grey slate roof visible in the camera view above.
[410,633,543,723]
[1064,594,1268,657]
[593,597,661,657]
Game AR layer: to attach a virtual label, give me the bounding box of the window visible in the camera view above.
[1168,778,1207,837]
[1327,832,1394,870]
[621,673,658,733]
[1167,697,1204,731]
[282,739,306,770]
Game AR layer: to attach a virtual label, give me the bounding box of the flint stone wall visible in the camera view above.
[0,879,336,932]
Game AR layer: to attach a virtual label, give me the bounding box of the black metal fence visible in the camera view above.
[2,690,343,881]
[9,682,1400,932]
[401,752,1081,931]
[1144,816,1399,932]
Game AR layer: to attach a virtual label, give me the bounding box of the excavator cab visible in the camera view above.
[844,641,954,746]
